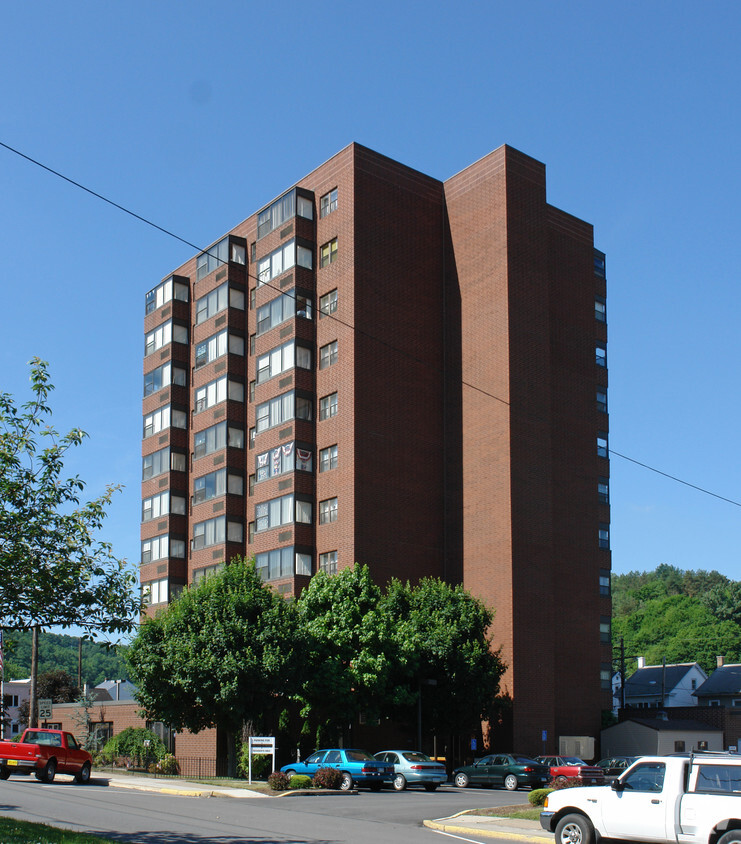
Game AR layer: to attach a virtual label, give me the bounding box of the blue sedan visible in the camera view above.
[375,750,447,791]
[281,748,393,791]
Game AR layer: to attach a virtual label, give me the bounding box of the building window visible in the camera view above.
[193,421,243,460]
[255,494,312,533]
[597,432,608,458]
[195,282,245,325]
[320,188,338,218]
[319,445,338,473]
[192,516,228,550]
[319,341,338,369]
[319,392,338,420]
[141,535,169,564]
[256,442,312,482]
[296,552,312,576]
[255,391,312,433]
[320,289,338,317]
[145,320,188,357]
[596,342,607,367]
[599,523,610,550]
[145,276,189,315]
[142,491,186,522]
[319,550,338,575]
[257,240,312,286]
[142,577,170,606]
[143,405,187,438]
[600,663,612,691]
[142,447,171,480]
[144,362,186,397]
[600,569,611,596]
[600,615,611,644]
[319,497,338,524]
[597,386,608,414]
[255,546,297,581]
[594,250,606,278]
[256,340,311,384]
[193,562,225,584]
[194,377,243,413]
[598,477,609,504]
[195,330,244,369]
[256,189,313,240]
[195,236,245,281]
[320,238,338,268]
[256,289,313,335]
[595,296,606,323]
[193,469,243,504]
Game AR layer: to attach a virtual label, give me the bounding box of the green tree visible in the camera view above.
[294,565,401,741]
[127,557,296,776]
[0,359,142,724]
[383,576,505,738]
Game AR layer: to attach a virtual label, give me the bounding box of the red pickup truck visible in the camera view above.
[0,728,93,783]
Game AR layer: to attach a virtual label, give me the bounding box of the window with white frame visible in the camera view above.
[142,578,170,606]
[319,497,338,524]
[142,491,186,522]
[193,421,244,459]
[319,289,338,317]
[145,320,188,356]
[257,240,312,286]
[319,444,338,473]
[194,377,243,413]
[257,190,313,239]
[255,441,312,482]
[193,469,243,504]
[143,405,187,438]
[141,534,169,563]
[195,330,244,369]
[192,516,226,550]
[319,550,338,574]
[255,547,309,581]
[195,282,245,324]
[256,340,311,384]
[193,562,224,583]
[142,447,168,480]
[319,341,338,369]
[255,391,312,433]
[255,494,312,532]
[195,236,245,281]
[319,393,338,420]
[144,362,186,397]
[145,276,189,315]
[320,188,338,218]
[320,238,338,268]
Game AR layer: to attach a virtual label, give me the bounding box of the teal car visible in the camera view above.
[281,748,393,791]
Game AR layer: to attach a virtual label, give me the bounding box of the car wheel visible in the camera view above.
[40,759,57,784]
[504,774,518,791]
[555,813,595,844]
[340,772,353,791]
[454,772,469,788]
[0,768,10,780]
[718,833,741,844]
[75,762,92,784]
[393,773,407,791]
[423,783,438,791]
[284,769,296,777]
[556,775,568,784]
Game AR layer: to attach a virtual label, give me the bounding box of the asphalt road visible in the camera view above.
[0,775,529,844]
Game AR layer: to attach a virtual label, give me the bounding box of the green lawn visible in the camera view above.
[0,816,119,844]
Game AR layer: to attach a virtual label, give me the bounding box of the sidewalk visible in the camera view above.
[424,811,553,841]
[101,773,268,798]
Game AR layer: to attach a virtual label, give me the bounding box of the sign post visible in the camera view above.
[248,736,276,784]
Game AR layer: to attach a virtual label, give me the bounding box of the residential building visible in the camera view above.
[694,658,741,708]
[620,658,708,709]
[601,716,722,757]
[2,678,30,738]
[141,142,611,752]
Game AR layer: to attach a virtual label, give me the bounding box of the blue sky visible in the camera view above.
[2,0,740,609]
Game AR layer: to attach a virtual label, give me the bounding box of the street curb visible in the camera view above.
[423,819,537,841]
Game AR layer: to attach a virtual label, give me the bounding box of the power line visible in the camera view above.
[1,138,736,508]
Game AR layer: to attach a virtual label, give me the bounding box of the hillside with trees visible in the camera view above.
[612,564,741,675]
[4,629,129,686]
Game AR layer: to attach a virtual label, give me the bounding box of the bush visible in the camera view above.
[549,776,581,790]
[289,774,312,789]
[268,771,290,791]
[312,766,343,790]
[528,788,553,805]
[100,728,166,766]
[237,748,271,780]
[157,754,180,776]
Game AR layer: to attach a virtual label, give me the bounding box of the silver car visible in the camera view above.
[374,749,447,791]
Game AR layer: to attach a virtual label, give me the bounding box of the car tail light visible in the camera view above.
[523,766,534,772]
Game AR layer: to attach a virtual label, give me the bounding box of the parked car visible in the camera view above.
[374,750,447,791]
[280,748,393,791]
[535,755,605,785]
[595,755,638,782]
[452,753,550,790]
[0,728,92,783]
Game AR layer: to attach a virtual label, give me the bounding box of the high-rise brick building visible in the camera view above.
[141,143,611,752]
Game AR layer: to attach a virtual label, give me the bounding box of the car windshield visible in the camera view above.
[345,750,375,761]
[562,757,585,765]
[403,752,432,762]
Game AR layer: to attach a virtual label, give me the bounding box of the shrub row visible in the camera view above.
[268,766,343,791]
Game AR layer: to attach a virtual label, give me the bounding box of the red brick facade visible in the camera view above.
[141,143,611,755]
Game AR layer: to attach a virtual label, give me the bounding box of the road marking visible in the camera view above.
[430,830,486,843]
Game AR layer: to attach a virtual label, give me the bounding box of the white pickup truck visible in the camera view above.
[540,752,741,844]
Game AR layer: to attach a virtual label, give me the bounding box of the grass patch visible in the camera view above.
[0,816,119,844]
[467,804,541,821]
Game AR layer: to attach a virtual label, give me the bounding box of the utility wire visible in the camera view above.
[1,138,736,506]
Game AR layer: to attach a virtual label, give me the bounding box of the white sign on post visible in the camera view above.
[248,736,276,784]
[38,699,53,720]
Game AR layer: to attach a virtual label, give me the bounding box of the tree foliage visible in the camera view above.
[0,359,141,635]
[612,565,741,674]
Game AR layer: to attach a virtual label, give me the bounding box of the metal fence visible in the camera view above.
[106,755,230,779]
